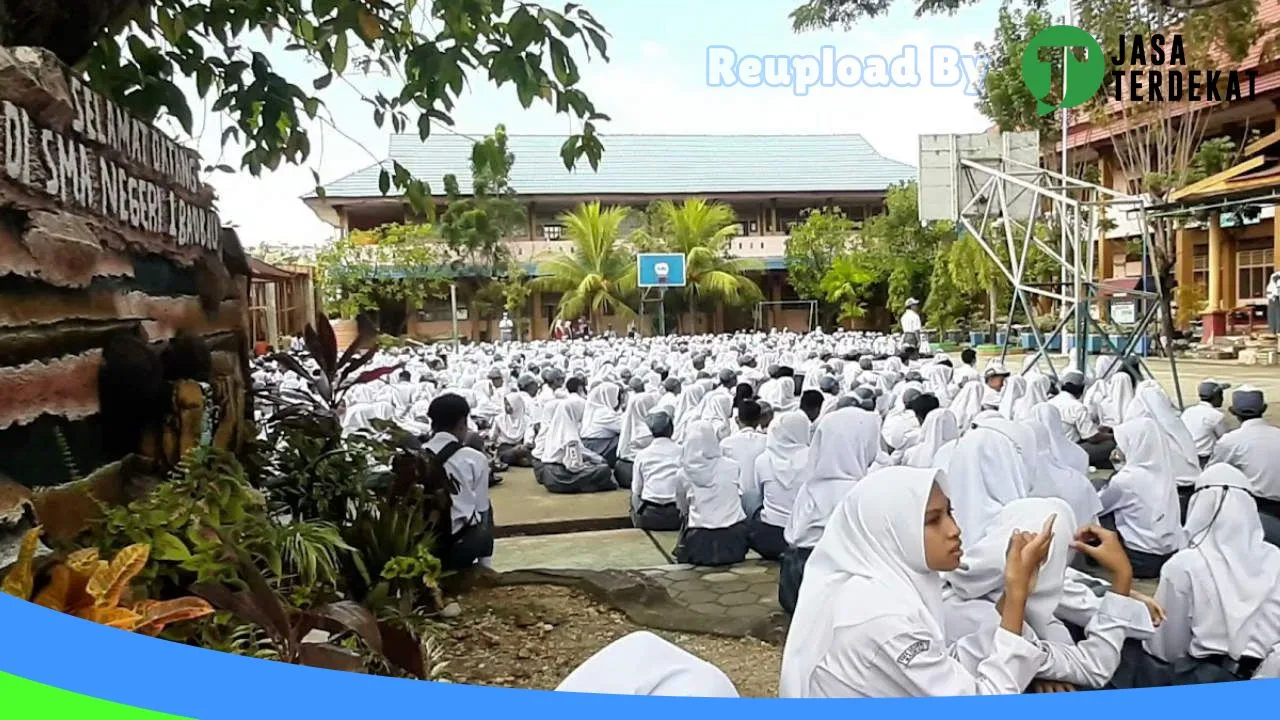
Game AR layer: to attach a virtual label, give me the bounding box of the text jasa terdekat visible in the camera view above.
[1110,34,1258,104]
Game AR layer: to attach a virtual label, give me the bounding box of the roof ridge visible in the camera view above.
[390,132,874,138]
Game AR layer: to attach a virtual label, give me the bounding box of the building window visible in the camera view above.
[542,224,564,241]
[1192,252,1209,291]
[748,220,759,234]
[1237,248,1274,301]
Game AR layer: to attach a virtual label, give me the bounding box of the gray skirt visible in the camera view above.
[582,435,620,467]
[631,499,682,531]
[747,507,788,561]
[614,458,635,489]
[675,521,749,567]
[536,461,618,494]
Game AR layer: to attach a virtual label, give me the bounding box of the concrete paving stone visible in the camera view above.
[729,564,769,576]
[720,591,758,607]
[759,595,778,606]
[668,579,702,593]
[690,602,723,615]
[726,605,763,619]
[663,569,700,581]
[490,467,631,530]
[490,528,667,573]
[701,572,739,583]
[679,590,719,605]
[712,581,751,594]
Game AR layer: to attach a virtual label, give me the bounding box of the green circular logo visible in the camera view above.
[1021,25,1106,115]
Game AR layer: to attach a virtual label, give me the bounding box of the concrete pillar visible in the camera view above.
[1223,233,1238,310]
[1208,212,1224,311]
[769,199,778,233]
[1175,228,1194,291]
[1098,159,1114,281]
[531,290,544,340]
[264,281,280,347]
[527,201,536,240]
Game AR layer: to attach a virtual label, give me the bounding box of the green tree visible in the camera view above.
[437,125,526,276]
[639,199,764,333]
[923,243,976,333]
[819,255,878,324]
[947,233,1007,329]
[785,207,857,322]
[531,202,637,330]
[43,1,611,216]
[316,222,445,324]
[852,182,953,315]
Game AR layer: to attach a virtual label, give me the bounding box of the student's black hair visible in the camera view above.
[427,393,471,434]
[397,370,412,382]
[800,389,824,414]
[960,348,977,365]
[907,392,941,425]
[737,399,763,427]
[733,382,754,409]
[566,376,586,395]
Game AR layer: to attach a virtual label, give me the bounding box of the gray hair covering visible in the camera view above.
[1061,370,1086,389]
[628,377,646,394]
[646,409,675,438]
[1231,386,1266,416]
[663,377,683,394]
[818,375,839,395]
[901,387,923,406]
[718,368,738,386]
[517,373,540,393]
[851,386,878,412]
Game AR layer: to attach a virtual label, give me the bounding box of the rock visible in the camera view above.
[517,648,533,660]
[1239,348,1258,366]
[539,623,555,632]
[0,47,74,130]
[440,602,462,619]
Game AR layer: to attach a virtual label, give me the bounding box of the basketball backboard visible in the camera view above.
[918,131,1041,223]
[637,253,687,288]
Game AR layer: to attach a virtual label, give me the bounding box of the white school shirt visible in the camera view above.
[1048,392,1099,443]
[1097,471,1185,556]
[632,437,682,506]
[753,452,803,528]
[900,309,922,333]
[1180,402,1230,459]
[425,431,491,535]
[1212,419,1280,502]
[720,427,767,495]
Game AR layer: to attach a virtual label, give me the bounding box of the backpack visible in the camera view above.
[390,439,463,540]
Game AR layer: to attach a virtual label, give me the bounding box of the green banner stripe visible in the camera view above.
[0,671,192,719]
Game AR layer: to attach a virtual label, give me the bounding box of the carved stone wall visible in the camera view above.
[0,47,251,514]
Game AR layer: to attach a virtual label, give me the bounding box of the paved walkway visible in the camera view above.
[490,467,630,537]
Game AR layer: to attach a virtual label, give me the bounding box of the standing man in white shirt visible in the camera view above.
[900,297,923,348]
[498,312,515,343]
[426,393,495,570]
[1180,378,1232,467]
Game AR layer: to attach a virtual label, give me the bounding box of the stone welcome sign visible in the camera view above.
[0,46,252,542]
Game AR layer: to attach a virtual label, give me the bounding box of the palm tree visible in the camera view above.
[531,202,637,331]
[648,199,764,332]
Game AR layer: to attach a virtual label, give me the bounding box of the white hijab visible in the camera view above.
[948,382,984,432]
[1125,381,1200,484]
[780,467,945,698]
[943,426,1030,542]
[764,410,812,490]
[698,392,735,440]
[1031,403,1091,476]
[556,631,739,697]
[998,375,1028,420]
[1112,417,1186,549]
[341,401,395,436]
[581,382,623,438]
[1096,374,1134,428]
[618,392,658,461]
[542,396,588,467]
[494,392,531,445]
[1186,464,1280,659]
[1025,411,1103,526]
[784,407,882,548]
[903,409,960,469]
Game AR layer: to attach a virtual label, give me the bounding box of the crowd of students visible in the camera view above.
[252,327,1280,697]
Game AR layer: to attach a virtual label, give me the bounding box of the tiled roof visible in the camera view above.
[313,133,915,199]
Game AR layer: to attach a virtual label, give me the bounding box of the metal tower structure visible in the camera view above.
[918,132,1183,405]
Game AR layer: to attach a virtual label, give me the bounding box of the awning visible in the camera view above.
[249,256,297,282]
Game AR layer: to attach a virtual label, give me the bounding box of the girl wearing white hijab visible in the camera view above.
[580,381,625,466]
[1117,464,1280,686]
[672,380,709,442]
[746,410,811,560]
[760,375,799,414]
[1032,404,1091,477]
[615,392,658,490]
[1025,411,1103,528]
[1125,381,1201,512]
[492,393,533,467]
[341,401,396,437]
[674,420,749,566]
[779,406,881,614]
[998,375,1028,421]
[1095,373,1134,428]
[698,392,735,441]
[945,498,1155,690]
[556,631,739,697]
[779,466,1055,698]
[943,426,1032,543]
[903,409,960,469]
[535,396,618,494]
[948,382,984,433]
[1098,417,1187,578]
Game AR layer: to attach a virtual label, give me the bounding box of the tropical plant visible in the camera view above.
[819,256,878,324]
[637,199,764,332]
[437,125,526,277]
[4,529,213,635]
[316,224,447,322]
[47,1,611,215]
[532,202,638,329]
[785,207,858,325]
[852,183,954,315]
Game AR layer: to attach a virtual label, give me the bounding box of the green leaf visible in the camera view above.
[313,72,333,90]
[153,531,193,561]
[378,168,390,195]
[333,34,349,75]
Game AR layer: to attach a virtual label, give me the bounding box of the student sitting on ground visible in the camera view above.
[491,392,534,468]
[426,393,495,571]
[1212,387,1280,541]
[1114,464,1280,686]
[581,381,625,466]
[779,467,1054,698]
[615,390,658,490]
[631,410,683,531]
[1181,379,1232,469]
[746,409,810,561]
[674,420,749,567]
[535,395,617,494]
[721,399,768,503]
[1097,417,1187,578]
[1050,371,1115,469]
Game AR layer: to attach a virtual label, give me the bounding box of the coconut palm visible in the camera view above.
[644,199,764,332]
[531,202,637,330]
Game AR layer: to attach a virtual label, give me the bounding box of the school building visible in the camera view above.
[303,133,915,341]
[1067,0,1280,337]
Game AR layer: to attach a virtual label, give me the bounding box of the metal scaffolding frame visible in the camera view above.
[948,152,1184,406]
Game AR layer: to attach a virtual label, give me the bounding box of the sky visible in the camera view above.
[177,0,1033,248]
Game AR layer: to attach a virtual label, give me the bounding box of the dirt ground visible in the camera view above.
[440,584,782,698]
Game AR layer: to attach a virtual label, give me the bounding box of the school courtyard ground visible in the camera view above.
[440,355,1273,694]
